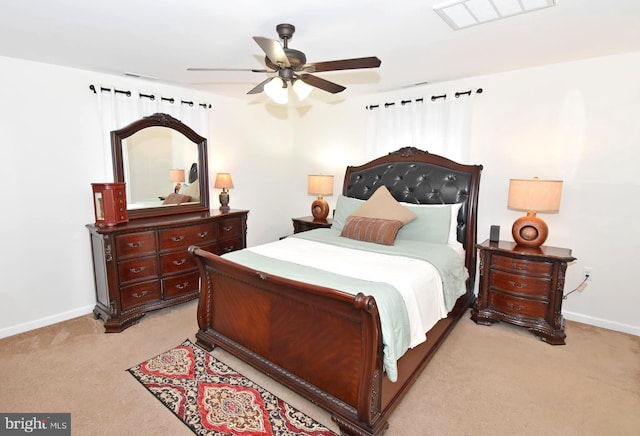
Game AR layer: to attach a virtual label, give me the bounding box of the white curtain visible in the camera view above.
[92,85,210,180]
[366,90,478,163]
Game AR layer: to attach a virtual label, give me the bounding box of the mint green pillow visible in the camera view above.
[332,195,364,232]
[396,204,452,244]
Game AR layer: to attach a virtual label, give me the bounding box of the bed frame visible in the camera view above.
[190,147,482,435]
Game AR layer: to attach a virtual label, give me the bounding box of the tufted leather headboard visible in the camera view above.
[343,147,483,288]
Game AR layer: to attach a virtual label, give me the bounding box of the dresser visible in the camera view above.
[472,240,575,345]
[87,210,248,332]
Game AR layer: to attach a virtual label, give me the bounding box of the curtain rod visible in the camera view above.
[366,88,483,110]
[89,85,212,109]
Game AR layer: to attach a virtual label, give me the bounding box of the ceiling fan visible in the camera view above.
[188,23,381,102]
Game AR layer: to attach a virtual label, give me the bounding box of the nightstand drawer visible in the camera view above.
[489,291,547,319]
[490,270,550,297]
[492,254,552,276]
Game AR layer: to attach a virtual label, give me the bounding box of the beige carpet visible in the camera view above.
[1,301,638,435]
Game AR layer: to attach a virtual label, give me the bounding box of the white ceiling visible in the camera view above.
[1,0,639,103]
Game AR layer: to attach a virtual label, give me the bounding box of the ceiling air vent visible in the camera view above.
[433,0,556,30]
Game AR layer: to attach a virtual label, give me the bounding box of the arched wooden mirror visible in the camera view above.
[111,113,209,219]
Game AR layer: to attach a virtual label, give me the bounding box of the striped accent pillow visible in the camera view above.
[340,216,404,246]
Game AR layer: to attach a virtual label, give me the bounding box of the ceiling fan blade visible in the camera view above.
[247,78,273,95]
[253,36,290,68]
[302,56,381,73]
[187,67,268,73]
[298,74,345,94]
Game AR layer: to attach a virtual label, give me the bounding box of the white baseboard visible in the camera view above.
[563,310,640,337]
[0,305,95,339]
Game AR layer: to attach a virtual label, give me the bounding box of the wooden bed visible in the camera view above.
[190,147,482,435]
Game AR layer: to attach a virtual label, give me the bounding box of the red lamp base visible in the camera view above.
[512,212,548,248]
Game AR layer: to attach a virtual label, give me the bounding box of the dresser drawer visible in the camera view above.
[217,237,244,255]
[489,291,547,319]
[217,217,243,239]
[116,231,156,258]
[159,223,216,250]
[492,254,552,276]
[161,249,196,275]
[118,256,159,284]
[121,280,161,310]
[490,270,550,297]
[163,271,200,299]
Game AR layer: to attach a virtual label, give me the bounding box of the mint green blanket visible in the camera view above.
[222,228,467,382]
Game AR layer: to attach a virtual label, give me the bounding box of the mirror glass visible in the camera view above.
[112,113,209,219]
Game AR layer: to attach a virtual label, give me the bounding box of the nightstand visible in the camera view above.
[472,240,576,345]
[292,216,333,233]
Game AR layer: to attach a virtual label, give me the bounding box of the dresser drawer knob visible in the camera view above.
[222,245,235,252]
[132,290,149,298]
[175,282,189,290]
[171,235,185,242]
[127,242,143,248]
[172,259,187,266]
[197,231,209,238]
[222,226,233,232]
[129,266,146,274]
[506,301,526,311]
[508,280,527,289]
[511,262,528,270]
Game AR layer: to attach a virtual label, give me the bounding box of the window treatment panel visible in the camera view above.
[366,91,477,163]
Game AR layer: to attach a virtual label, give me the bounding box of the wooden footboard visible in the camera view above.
[190,246,391,435]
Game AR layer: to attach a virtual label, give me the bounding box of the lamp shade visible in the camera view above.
[508,178,562,212]
[214,173,234,189]
[169,169,185,183]
[508,178,562,248]
[307,175,334,196]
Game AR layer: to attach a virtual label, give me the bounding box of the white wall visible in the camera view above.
[1,50,638,338]
[298,51,640,336]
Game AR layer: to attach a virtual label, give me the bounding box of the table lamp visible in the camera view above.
[508,177,562,248]
[308,175,334,220]
[214,173,234,212]
[170,169,185,193]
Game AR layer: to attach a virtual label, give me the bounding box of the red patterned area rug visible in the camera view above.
[128,339,336,436]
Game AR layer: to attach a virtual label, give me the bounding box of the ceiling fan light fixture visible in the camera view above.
[264,77,288,104]
[293,79,312,101]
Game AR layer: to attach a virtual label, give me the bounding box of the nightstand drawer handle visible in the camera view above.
[129,266,146,274]
[197,231,209,238]
[222,245,235,252]
[511,262,528,270]
[132,290,148,298]
[175,282,189,290]
[222,225,233,232]
[507,302,526,311]
[508,280,527,289]
[127,242,143,248]
[171,235,185,242]
[172,259,187,266]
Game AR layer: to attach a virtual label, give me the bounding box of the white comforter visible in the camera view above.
[248,237,448,348]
